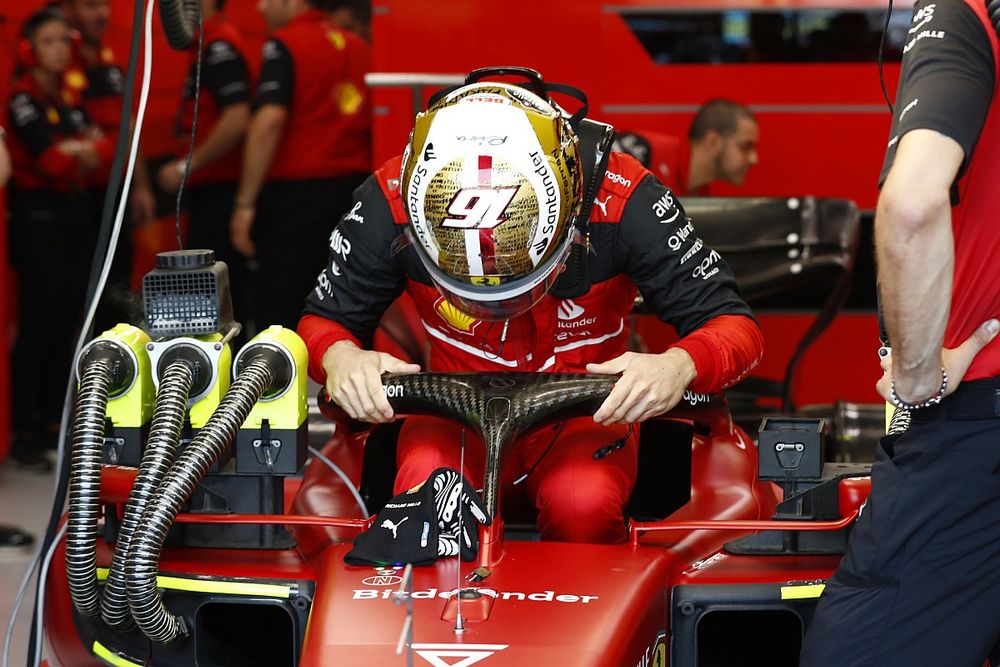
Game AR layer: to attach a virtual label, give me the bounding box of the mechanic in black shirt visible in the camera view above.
[801,1,1000,664]
[230,0,370,331]
[157,0,253,326]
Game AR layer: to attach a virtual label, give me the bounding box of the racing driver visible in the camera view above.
[298,70,764,543]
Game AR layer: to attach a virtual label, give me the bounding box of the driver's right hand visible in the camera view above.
[322,340,421,423]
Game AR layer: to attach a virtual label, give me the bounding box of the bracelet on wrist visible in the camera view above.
[889,368,948,410]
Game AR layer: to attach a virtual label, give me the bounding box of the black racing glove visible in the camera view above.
[428,468,491,561]
[344,483,439,566]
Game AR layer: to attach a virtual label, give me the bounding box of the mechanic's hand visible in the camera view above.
[587,348,697,425]
[322,339,421,423]
[877,318,1000,403]
[230,206,256,257]
[129,183,156,228]
[156,160,184,193]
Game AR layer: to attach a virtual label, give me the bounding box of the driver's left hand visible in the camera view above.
[587,348,696,425]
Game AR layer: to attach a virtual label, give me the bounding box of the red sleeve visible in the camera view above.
[671,314,763,393]
[36,145,80,182]
[298,313,361,383]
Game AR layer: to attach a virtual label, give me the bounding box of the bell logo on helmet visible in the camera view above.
[442,187,519,230]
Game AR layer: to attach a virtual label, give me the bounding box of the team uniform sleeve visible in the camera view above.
[8,92,79,180]
[254,38,294,108]
[617,175,762,391]
[299,175,407,382]
[202,39,250,108]
[880,0,994,189]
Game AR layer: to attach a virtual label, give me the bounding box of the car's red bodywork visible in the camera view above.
[43,396,868,665]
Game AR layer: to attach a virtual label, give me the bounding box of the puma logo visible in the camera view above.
[381,516,409,539]
[594,194,612,217]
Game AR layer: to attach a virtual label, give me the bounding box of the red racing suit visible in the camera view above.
[299,151,763,543]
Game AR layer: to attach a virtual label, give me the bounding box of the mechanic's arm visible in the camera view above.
[876,131,999,400]
[231,38,293,257]
[230,105,285,257]
[874,0,999,402]
[590,176,762,424]
[298,173,417,423]
[159,40,251,192]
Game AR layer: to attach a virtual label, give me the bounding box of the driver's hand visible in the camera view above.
[587,348,696,425]
[322,340,421,423]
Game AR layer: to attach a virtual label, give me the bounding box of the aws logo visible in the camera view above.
[435,297,481,335]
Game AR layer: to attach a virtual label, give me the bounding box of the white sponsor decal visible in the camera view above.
[456,135,507,146]
[605,170,632,188]
[904,29,945,53]
[679,238,704,265]
[909,3,935,33]
[683,390,712,405]
[887,135,900,149]
[594,194,612,217]
[380,516,408,539]
[328,228,351,261]
[315,270,334,299]
[667,219,695,251]
[352,587,599,603]
[206,41,237,65]
[692,250,721,280]
[412,643,508,667]
[652,192,675,218]
[384,383,405,398]
[557,299,598,330]
[442,187,518,229]
[262,40,281,60]
[344,201,364,224]
[11,94,38,126]
[361,575,402,586]
[899,98,919,121]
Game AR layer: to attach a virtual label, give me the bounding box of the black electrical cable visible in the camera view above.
[879,0,895,115]
[26,0,146,659]
[174,0,204,250]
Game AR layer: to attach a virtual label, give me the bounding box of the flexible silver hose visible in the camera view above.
[65,359,114,617]
[100,361,195,628]
[125,358,272,643]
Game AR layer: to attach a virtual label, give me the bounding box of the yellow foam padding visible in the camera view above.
[780,584,826,600]
[98,324,153,428]
[92,641,143,667]
[240,326,308,430]
[95,567,290,598]
[189,332,233,429]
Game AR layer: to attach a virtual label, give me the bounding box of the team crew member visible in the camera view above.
[6,7,113,471]
[801,1,1000,665]
[157,0,252,324]
[230,0,371,330]
[615,99,759,196]
[299,77,763,544]
[60,0,156,329]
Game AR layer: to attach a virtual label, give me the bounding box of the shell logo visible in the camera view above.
[65,70,87,90]
[335,83,363,115]
[435,297,480,335]
[325,30,346,50]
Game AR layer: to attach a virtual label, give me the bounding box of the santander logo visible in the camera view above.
[557,300,597,330]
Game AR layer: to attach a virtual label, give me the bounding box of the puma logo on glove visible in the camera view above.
[381,516,409,539]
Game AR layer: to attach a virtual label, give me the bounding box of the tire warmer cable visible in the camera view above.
[65,360,115,617]
[125,358,273,643]
[100,361,195,628]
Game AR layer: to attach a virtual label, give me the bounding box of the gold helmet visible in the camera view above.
[401,76,583,322]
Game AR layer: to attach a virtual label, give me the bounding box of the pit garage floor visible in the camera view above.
[0,460,58,666]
